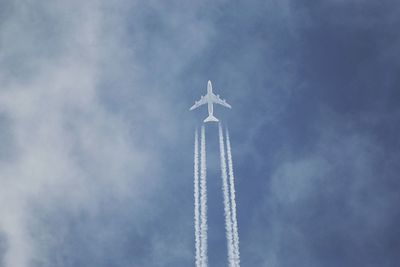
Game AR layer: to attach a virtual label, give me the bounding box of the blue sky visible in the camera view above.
[0,0,399,266]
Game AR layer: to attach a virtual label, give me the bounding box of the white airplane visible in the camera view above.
[190,80,231,122]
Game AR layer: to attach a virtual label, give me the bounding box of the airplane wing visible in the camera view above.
[190,96,207,110]
[211,94,232,109]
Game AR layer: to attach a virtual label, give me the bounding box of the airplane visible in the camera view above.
[190,80,231,122]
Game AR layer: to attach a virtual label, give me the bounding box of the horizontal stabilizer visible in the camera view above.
[204,115,219,123]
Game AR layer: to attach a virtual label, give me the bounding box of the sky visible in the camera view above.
[0,0,400,266]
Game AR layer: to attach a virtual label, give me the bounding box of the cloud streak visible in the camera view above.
[199,125,208,267]
[218,123,235,266]
[193,128,201,267]
[226,127,240,267]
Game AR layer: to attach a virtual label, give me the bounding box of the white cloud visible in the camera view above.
[0,1,158,266]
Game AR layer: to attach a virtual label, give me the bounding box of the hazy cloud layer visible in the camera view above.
[1,0,400,266]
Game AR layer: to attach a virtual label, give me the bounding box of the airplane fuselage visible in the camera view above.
[206,83,215,118]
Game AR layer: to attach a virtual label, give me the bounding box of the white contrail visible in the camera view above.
[218,123,235,266]
[200,125,208,267]
[194,129,201,267]
[226,127,240,266]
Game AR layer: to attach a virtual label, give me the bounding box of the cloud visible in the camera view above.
[0,1,161,266]
[0,0,217,266]
[246,111,400,266]
[1,0,400,266]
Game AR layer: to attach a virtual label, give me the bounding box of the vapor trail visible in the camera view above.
[226,127,240,266]
[200,125,208,266]
[194,129,201,267]
[218,123,235,266]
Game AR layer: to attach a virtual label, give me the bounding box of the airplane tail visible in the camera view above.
[204,115,219,123]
